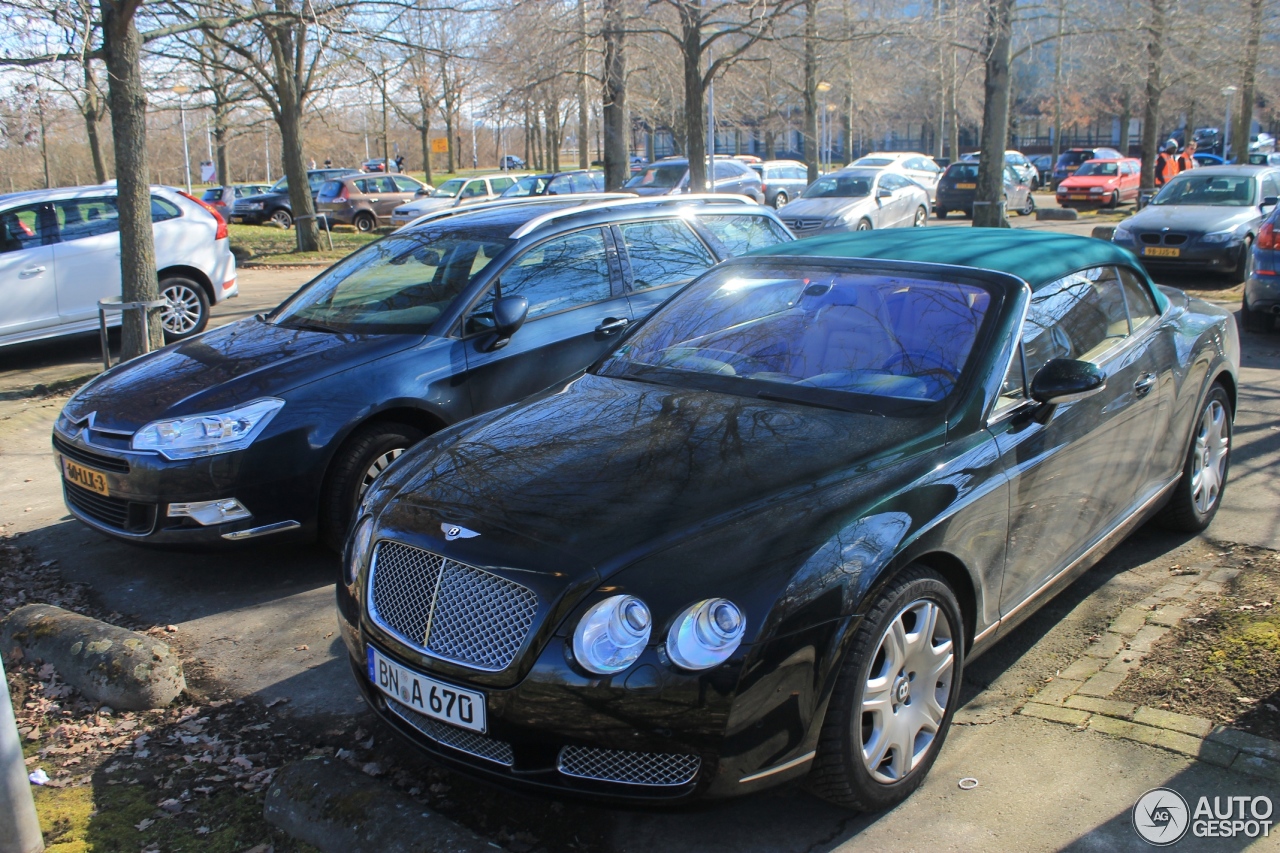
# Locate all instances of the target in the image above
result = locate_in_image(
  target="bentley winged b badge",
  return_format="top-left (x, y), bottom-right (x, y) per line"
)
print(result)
top-left (441, 523), bottom-right (480, 541)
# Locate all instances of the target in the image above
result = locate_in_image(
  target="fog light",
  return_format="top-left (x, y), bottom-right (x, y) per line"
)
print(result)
top-left (167, 498), bottom-right (252, 526)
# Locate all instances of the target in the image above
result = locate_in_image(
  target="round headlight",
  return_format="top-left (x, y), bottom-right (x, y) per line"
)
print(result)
top-left (344, 515), bottom-right (374, 586)
top-left (572, 595), bottom-right (651, 675)
top-left (666, 599), bottom-right (745, 671)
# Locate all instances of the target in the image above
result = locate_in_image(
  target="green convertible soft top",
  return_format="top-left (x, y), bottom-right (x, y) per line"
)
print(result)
top-left (752, 227), bottom-right (1168, 310)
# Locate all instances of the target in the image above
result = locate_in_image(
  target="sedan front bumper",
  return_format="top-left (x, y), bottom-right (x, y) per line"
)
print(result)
top-left (1115, 237), bottom-right (1245, 273)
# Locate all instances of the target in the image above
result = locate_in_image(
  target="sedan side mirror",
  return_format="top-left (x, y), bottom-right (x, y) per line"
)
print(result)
top-left (1030, 358), bottom-right (1107, 405)
top-left (481, 294), bottom-right (529, 352)
top-left (1262, 196), bottom-right (1278, 210)
top-left (876, 188), bottom-right (893, 199)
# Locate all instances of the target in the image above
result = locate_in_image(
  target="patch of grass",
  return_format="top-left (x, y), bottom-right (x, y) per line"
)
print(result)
top-left (229, 224), bottom-right (378, 265)
top-left (35, 785), bottom-right (94, 853)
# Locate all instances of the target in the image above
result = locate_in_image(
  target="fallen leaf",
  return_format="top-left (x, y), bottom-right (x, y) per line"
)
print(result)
top-left (265, 697), bottom-right (288, 709)
top-left (294, 645), bottom-right (309, 651)
top-left (158, 797), bottom-right (183, 814)
top-left (134, 818), bottom-right (155, 831)
top-left (196, 826), bottom-right (211, 835)
top-left (361, 762), bottom-right (384, 777)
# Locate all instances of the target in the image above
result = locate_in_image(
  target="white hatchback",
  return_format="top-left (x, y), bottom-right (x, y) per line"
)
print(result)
top-left (0, 185), bottom-right (237, 348)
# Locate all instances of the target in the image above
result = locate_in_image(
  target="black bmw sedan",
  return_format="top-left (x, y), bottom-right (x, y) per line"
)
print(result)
top-left (52, 196), bottom-right (792, 549)
top-left (338, 228), bottom-right (1238, 810)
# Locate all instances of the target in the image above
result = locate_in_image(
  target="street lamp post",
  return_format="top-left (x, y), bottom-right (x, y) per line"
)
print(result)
top-left (172, 85), bottom-right (192, 193)
top-left (1222, 85), bottom-right (1238, 162)
top-left (817, 82), bottom-right (833, 174)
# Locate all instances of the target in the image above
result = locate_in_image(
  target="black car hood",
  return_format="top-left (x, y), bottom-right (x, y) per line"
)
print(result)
top-left (64, 317), bottom-right (419, 431)
top-left (238, 191), bottom-right (289, 205)
top-left (386, 373), bottom-right (940, 577)
top-left (1126, 204), bottom-right (1258, 234)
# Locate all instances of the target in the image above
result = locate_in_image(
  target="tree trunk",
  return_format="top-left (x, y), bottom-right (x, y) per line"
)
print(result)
top-left (101, 0), bottom-right (162, 359)
top-left (1118, 89), bottom-right (1132, 156)
top-left (278, 99), bottom-right (319, 252)
top-left (602, 0), bottom-right (629, 191)
top-left (83, 62), bottom-right (107, 184)
top-left (1051, 0), bottom-right (1064, 163)
top-left (974, 0), bottom-right (1015, 228)
top-left (212, 99), bottom-right (229, 187)
top-left (1234, 0), bottom-right (1263, 163)
top-left (681, 9), bottom-right (707, 192)
top-left (578, 0), bottom-right (590, 169)
top-left (36, 92), bottom-right (51, 189)
top-left (802, 0), bottom-right (819, 182)
top-left (764, 129), bottom-right (775, 160)
top-left (1139, 0), bottom-right (1167, 190)
top-left (444, 102), bottom-right (456, 173)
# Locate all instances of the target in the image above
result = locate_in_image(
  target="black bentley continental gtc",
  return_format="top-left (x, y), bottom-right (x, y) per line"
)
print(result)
top-left (336, 229), bottom-right (1239, 811)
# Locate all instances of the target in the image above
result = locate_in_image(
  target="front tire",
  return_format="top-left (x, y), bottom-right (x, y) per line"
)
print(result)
top-left (320, 422), bottom-right (426, 551)
top-left (1157, 385), bottom-right (1232, 533)
top-left (159, 276), bottom-right (210, 342)
top-left (270, 208), bottom-right (293, 229)
top-left (913, 206), bottom-right (928, 227)
top-left (773, 191), bottom-right (789, 209)
top-left (1229, 239), bottom-right (1254, 284)
top-left (856, 219), bottom-right (873, 232)
top-left (808, 566), bottom-right (964, 812)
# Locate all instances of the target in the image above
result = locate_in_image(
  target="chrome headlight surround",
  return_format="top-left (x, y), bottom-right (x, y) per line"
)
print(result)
top-left (132, 398), bottom-right (284, 460)
top-left (1201, 229), bottom-right (1238, 244)
top-left (666, 598), bottom-right (746, 671)
top-left (1113, 224), bottom-right (1134, 242)
top-left (344, 515), bottom-right (375, 587)
top-left (572, 595), bottom-right (652, 675)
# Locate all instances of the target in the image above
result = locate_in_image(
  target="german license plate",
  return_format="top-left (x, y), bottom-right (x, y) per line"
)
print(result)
top-left (1069, 194), bottom-right (1089, 200)
top-left (368, 647), bottom-right (486, 732)
top-left (61, 457), bottom-right (109, 497)
top-left (956, 182), bottom-right (976, 190)
top-left (1144, 246), bottom-right (1181, 258)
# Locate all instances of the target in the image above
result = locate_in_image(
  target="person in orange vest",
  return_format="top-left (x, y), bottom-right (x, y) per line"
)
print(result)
top-left (1155, 139), bottom-right (1180, 187)
top-left (1176, 139), bottom-right (1198, 172)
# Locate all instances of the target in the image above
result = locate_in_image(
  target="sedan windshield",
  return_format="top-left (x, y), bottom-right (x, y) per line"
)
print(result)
top-left (596, 264), bottom-right (992, 412)
top-left (1075, 162), bottom-right (1119, 177)
top-left (433, 178), bottom-right (466, 198)
top-left (1152, 174), bottom-right (1255, 206)
top-left (801, 175), bottom-right (872, 199)
top-left (626, 164), bottom-right (687, 189)
top-left (271, 228), bottom-right (511, 334)
top-left (269, 178), bottom-right (288, 193)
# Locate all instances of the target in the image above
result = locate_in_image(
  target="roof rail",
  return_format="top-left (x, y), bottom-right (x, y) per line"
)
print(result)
top-left (393, 193), bottom-right (636, 232)
top-left (509, 193), bottom-right (757, 239)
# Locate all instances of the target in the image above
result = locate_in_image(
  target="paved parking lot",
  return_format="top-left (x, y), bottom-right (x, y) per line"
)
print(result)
top-left (3, 213), bottom-right (1279, 850)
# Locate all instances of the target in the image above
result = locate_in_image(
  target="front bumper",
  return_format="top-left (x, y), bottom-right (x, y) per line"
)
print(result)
top-left (52, 428), bottom-right (318, 546)
top-left (1116, 238), bottom-right (1244, 272)
top-left (231, 209), bottom-right (269, 225)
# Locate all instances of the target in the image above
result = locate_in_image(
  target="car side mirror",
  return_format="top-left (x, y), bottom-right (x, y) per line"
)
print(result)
top-left (481, 294), bottom-right (529, 351)
top-left (1030, 357), bottom-right (1106, 405)
top-left (877, 188), bottom-right (892, 199)
top-left (1262, 196), bottom-right (1278, 210)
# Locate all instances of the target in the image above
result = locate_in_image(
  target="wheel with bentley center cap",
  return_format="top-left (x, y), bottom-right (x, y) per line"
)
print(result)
top-left (808, 566), bottom-right (964, 811)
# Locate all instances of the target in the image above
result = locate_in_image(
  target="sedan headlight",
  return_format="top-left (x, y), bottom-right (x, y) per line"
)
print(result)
top-left (132, 398), bottom-right (284, 460)
top-left (666, 598), bottom-right (745, 671)
top-left (1201, 229), bottom-right (1237, 243)
top-left (243, 202), bottom-right (264, 210)
top-left (572, 595), bottom-right (651, 675)
top-left (1089, 187), bottom-right (1105, 194)
top-left (344, 515), bottom-right (374, 586)
top-left (1113, 224), bottom-right (1133, 241)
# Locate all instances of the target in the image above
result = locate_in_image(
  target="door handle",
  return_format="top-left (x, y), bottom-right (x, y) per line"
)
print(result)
top-left (369, 198), bottom-right (380, 202)
top-left (18, 266), bottom-right (46, 278)
top-left (1133, 373), bottom-right (1157, 397)
top-left (595, 317), bottom-right (629, 334)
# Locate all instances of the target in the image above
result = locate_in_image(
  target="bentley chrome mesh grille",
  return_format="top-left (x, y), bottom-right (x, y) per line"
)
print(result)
top-left (387, 698), bottom-right (515, 766)
top-left (369, 540), bottom-right (537, 671)
top-left (557, 746), bottom-right (701, 787)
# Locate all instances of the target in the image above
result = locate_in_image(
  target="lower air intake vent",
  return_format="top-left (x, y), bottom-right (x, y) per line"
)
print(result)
top-left (387, 698), bottom-right (514, 766)
top-left (557, 745), bottom-right (700, 787)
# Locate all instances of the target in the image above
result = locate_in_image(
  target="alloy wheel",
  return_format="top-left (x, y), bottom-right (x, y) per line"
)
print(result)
top-left (913, 207), bottom-right (927, 227)
top-left (1190, 399), bottom-right (1229, 515)
top-left (160, 282), bottom-right (203, 335)
top-left (774, 192), bottom-right (788, 209)
top-left (359, 447), bottom-right (404, 500)
top-left (857, 219), bottom-right (873, 231)
top-left (271, 210), bottom-right (292, 228)
top-left (858, 598), bottom-right (954, 784)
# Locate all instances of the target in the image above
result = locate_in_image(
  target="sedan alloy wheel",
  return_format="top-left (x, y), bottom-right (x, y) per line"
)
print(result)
top-left (159, 277), bottom-right (210, 341)
top-left (1190, 398), bottom-right (1229, 516)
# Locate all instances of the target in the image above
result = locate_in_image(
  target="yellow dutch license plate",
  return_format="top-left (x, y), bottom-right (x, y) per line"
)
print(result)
top-left (62, 457), bottom-right (109, 497)
top-left (956, 182), bottom-right (976, 190)
top-left (1069, 194), bottom-right (1089, 200)
top-left (1144, 247), bottom-right (1181, 258)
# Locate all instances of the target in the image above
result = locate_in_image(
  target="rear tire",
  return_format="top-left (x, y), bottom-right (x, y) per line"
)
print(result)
top-left (159, 276), bottom-right (210, 343)
top-left (935, 208), bottom-right (948, 219)
top-left (856, 219), bottom-right (873, 231)
top-left (320, 422), bottom-right (426, 552)
top-left (773, 191), bottom-right (789, 209)
top-left (1242, 295), bottom-right (1273, 333)
top-left (353, 211), bottom-right (377, 233)
top-left (1020, 193), bottom-right (1036, 216)
top-left (1156, 385), bottom-right (1232, 533)
top-left (913, 206), bottom-right (928, 227)
top-left (808, 566), bottom-right (964, 812)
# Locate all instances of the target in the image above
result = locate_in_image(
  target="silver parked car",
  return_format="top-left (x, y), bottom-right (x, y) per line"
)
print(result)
top-left (749, 159), bottom-right (810, 208)
top-left (849, 152), bottom-right (942, 204)
top-left (777, 168), bottom-right (930, 235)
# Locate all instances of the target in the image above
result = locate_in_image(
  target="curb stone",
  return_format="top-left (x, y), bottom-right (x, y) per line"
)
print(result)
top-left (1018, 565), bottom-right (1280, 783)
top-left (265, 758), bottom-right (495, 853)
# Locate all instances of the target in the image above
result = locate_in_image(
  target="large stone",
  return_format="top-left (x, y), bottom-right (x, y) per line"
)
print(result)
top-left (1036, 208), bottom-right (1078, 221)
top-left (0, 604), bottom-right (184, 711)
top-left (265, 758), bottom-right (493, 853)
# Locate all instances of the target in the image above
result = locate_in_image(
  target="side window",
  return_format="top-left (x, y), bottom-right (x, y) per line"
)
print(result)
top-left (879, 174), bottom-right (907, 192)
top-left (571, 173), bottom-right (597, 193)
top-left (352, 179), bottom-right (371, 194)
top-left (546, 174), bottom-right (575, 195)
top-left (490, 177), bottom-right (515, 193)
top-left (698, 214), bottom-right (789, 257)
top-left (460, 180), bottom-right (486, 199)
top-left (0, 202), bottom-right (58, 253)
top-left (618, 219), bottom-right (715, 291)
top-left (151, 197), bottom-right (181, 222)
top-left (1263, 176), bottom-right (1280, 201)
top-left (393, 176), bottom-right (420, 193)
top-left (1118, 267), bottom-right (1160, 330)
top-left (468, 228), bottom-right (612, 330)
top-left (374, 177), bottom-right (398, 194)
top-left (714, 161), bottom-right (738, 180)
top-left (1023, 268), bottom-right (1130, 378)
top-left (55, 197), bottom-right (121, 241)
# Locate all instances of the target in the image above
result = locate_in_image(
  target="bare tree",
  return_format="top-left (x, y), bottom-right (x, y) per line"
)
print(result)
top-left (973, 0), bottom-right (1015, 227)
top-left (602, 0), bottom-right (630, 189)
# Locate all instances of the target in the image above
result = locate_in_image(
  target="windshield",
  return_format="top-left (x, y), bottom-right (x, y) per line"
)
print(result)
top-left (1075, 162), bottom-right (1119, 177)
top-left (625, 163), bottom-right (687, 189)
top-left (434, 178), bottom-right (466, 198)
top-left (269, 178), bottom-right (287, 193)
top-left (801, 174), bottom-right (872, 199)
top-left (1152, 174), bottom-right (1255, 206)
top-left (595, 265), bottom-right (992, 411)
top-left (501, 175), bottom-right (551, 197)
top-left (271, 228), bottom-right (512, 334)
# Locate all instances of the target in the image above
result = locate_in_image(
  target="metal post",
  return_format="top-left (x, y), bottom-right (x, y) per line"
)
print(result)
top-left (1223, 86), bottom-right (1237, 162)
top-left (1, 655), bottom-right (44, 853)
top-left (179, 102), bottom-right (192, 194)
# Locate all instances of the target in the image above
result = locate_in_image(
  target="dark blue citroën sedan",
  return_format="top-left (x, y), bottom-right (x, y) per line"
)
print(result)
top-left (51, 196), bottom-right (792, 549)
top-left (338, 229), bottom-right (1237, 811)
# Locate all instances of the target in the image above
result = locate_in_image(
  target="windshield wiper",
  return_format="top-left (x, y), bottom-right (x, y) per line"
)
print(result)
top-left (277, 319), bottom-right (344, 334)
top-left (756, 389), bottom-right (884, 416)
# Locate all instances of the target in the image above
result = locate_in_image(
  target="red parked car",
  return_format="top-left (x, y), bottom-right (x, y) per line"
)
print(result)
top-left (1055, 158), bottom-right (1142, 208)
